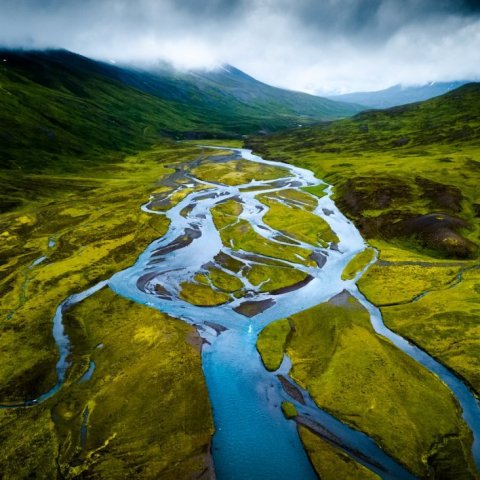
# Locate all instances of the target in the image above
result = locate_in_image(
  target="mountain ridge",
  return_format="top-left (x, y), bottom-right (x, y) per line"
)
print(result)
top-left (0, 48), bottom-right (362, 172)
top-left (325, 81), bottom-right (471, 108)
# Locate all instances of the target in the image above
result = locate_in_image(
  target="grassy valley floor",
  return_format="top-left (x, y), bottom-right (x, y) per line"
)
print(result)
top-left (248, 84), bottom-right (480, 399)
top-left (0, 141), bottom-right (216, 478)
top-left (257, 294), bottom-right (477, 478)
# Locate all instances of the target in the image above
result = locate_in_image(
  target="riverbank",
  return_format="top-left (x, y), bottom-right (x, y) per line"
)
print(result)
top-left (0, 141), bottom-right (215, 477)
top-left (110, 145), bottom-right (478, 478)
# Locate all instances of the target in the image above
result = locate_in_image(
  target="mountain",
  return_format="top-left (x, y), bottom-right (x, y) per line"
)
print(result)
top-left (116, 62), bottom-right (362, 121)
top-left (325, 81), bottom-right (470, 109)
top-left (0, 49), bottom-right (362, 172)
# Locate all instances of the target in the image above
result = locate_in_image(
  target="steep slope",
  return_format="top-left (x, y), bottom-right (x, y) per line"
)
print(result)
top-left (326, 81), bottom-right (469, 108)
top-left (0, 49), bottom-right (361, 173)
top-left (118, 62), bottom-right (361, 120)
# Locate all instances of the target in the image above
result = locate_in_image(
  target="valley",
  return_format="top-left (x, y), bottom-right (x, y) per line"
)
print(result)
top-left (1, 137), bottom-right (479, 478)
top-left (0, 48), bottom-right (479, 480)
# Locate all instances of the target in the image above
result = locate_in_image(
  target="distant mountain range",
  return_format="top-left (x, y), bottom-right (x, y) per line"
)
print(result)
top-left (0, 49), bottom-right (362, 172)
top-left (325, 81), bottom-right (471, 109)
top-left (262, 82), bottom-right (480, 156)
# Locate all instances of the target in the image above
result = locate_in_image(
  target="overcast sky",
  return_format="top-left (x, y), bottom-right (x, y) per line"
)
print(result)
top-left (1, 0), bottom-right (480, 94)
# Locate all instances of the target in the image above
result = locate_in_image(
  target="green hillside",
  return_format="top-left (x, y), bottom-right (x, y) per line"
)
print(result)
top-left (248, 83), bottom-right (480, 259)
top-left (116, 63), bottom-right (361, 120)
top-left (0, 49), bottom-right (361, 173)
top-left (248, 83), bottom-right (480, 413)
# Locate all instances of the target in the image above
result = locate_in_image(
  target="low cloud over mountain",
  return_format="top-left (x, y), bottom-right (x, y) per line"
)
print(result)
top-left (1, 0), bottom-right (480, 93)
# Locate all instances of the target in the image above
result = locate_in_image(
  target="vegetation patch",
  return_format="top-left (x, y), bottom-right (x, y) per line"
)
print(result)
top-left (247, 85), bottom-right (480, 261)
top-left (301, 185), bottom-right (328, 199)
top-left (281, 401), bottom-right (297, 419)
top-left (179, 281), bottom-right (231, 306)
top-left (274, 188), bottom-right (319, 210)
top-left (0, 289), bottom-right (214, 479)
top-left (213, 213), bottom-right (315, 266)
top-left (191, 159), bottom-right (289, 186)
top-left (256, 294), bottom-right (476, 478)
top-left (299, 426), bottom-right (380, 480)
top-left (341, 247), bottom-right (376, 280)
top-left (207, 267), bottom-right (244, 292)
top-left (258, 194), bottom-right (338, 247)
top-left (380, 266), bottom-right (480, 395)
top-left (248, 85), bottom-right (480, 425)
top-left (257, 319), bottom-right (291, 371)
top-left (358, 256), bottom-right (463, 305)
top-left (0, 142), bottom-right (204, 402)
top-left (246, 264), bottom-right (309, 293)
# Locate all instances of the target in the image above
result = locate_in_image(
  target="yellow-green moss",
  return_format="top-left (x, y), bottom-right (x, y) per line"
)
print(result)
top-left (207, 267), bottom-right (243, 292)
top-left (265, 296), bottom-right (476, 478)
top-left (0, 289), bottom-right (214, 478)
top-left (301, 185), bottom-right (328, 199)
top-left (191, 159), bottom-right (288, 186)
top-left (257, 319), bottom-right (291, 371)
top-left (179, 282), bottom-right (230, 306)
top-left (0, 142), bottom-right (205, 401)
top-left (247, 264), bottom-right (308, 293)
top-left (183, 139), bottom-right (244, 148)
top-left (274, 189), bottom-right (319, 210)
top-left (358, 253), bottom-right (463, 305)
top-left (281, 402), bottom-right (297, 419)
top-left (214, 216), bottom-right (315, 266)
top-left (259, 195), bottom-right (338, 246)
top-left (341, 247), bottom-right (376, 280)
top-left (299, 427), bottom-right (380, 480)
top-left (381, 266), bottom-right (480, 395)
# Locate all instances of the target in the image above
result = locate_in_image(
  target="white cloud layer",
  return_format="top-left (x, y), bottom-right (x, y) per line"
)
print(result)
top-left (1, 0), bottom-right (479, 93)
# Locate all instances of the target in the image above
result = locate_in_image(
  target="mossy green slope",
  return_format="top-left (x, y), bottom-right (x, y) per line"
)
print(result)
top-left (247, 83), bottom-right (480, 260)
top-left (257, 295), bottom-right (477, 478)
top-left (299, 426), bottom-right (380, 480)
top-left (0, 289), bottom-right (213, 479)
top-left (0, 52), bottom-right (196, 174)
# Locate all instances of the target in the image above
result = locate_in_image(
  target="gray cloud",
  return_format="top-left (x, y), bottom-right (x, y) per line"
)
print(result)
top-left (1, 0), bottom-right (479, 93)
